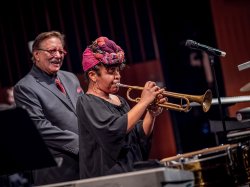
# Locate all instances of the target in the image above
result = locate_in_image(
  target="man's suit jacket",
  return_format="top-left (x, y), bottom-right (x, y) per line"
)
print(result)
top-left (14, 65), bottom-right (84, 185)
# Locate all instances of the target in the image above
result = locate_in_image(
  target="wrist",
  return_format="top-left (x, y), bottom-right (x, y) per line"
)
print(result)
top-left (147, 108), bottom-right (162, 117)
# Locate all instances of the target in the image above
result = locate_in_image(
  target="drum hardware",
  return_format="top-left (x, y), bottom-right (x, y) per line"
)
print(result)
top-left (161, 143), bottom-right (250, 186)
top-left (228, 142), bottom-right (250, 186)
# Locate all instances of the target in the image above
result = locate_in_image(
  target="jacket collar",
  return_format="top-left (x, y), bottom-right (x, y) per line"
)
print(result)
top-left (30, 65), bottom-right (76, 114)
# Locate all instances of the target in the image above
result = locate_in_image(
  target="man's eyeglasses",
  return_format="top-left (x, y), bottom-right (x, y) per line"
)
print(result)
top-left (37, 48), bottom-right (67, 56)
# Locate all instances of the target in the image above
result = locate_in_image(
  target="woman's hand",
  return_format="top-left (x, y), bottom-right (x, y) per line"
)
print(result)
top-left (140, 81), bottom-right (164, 106)
top-left (147, 93), bottom-right (167, 117)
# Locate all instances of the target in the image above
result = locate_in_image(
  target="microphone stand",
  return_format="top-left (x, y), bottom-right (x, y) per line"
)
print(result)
top-left (209, 54), bottom-right (227, 144)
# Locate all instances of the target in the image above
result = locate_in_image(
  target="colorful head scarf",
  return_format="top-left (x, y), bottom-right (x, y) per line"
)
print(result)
top-left (82, 36), bottom-right (125, 71)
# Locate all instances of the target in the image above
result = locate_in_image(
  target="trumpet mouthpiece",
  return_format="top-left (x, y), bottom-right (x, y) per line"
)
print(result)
top-left (116, 83), bottom-right (128, 88)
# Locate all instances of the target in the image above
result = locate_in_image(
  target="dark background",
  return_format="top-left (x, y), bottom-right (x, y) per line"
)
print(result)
top-left (0, 0), bottom-right (228, 155)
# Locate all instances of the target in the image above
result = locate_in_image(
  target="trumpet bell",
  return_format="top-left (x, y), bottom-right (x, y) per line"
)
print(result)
top-left (202, 89), bottom-right (213, 112)
top-left (181, 89), bottom-right (213, 112)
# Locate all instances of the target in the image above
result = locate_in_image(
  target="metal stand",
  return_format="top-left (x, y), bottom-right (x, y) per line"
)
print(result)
top-left (238, 61), bottom-right (250, 71)
top-left (209, 55), bottom-right (227, 144)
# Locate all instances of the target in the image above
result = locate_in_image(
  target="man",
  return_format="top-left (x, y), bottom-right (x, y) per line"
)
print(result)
top-left (14, 31), bottom-right (83, 185)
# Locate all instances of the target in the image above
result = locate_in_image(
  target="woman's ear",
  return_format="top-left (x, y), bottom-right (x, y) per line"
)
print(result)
top-left (88, 71), bottom-right (97, 82)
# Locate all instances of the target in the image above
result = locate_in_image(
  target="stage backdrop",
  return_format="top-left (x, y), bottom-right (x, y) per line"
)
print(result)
top-left (210, 0), bottom-right (250, 117)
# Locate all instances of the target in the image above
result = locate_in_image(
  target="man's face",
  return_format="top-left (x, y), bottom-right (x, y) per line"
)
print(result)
top-left (33, 37), bottom-right (66, 75)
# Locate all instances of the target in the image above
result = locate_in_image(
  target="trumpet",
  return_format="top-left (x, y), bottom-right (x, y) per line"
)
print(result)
top-left (116, 83), bottom-right (212, 112)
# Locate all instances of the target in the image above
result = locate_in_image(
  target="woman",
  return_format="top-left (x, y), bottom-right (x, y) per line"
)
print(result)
top-left (77, 36), bottom-right (166, 179)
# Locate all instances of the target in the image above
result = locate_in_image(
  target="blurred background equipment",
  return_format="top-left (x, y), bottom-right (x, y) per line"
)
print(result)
top-left (0, 107), bottom-right (57, 176)
top-left (0, 87), bottom-right (15, 110)
top-left (236, 107), bottom-right (250, 123)
top-left (238, 61), bottom-right (250, 71)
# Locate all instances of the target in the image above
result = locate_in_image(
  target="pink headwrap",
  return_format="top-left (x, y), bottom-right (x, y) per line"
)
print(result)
top-left (82, 36), bottom-right (125, 71)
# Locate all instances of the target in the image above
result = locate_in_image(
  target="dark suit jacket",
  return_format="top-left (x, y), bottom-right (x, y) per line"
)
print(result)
top-left (14, 65), bottom-right (84, 185)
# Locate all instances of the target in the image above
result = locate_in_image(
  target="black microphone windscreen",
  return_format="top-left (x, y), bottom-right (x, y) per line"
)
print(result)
top-left (184, 39), bottom-right (226, 57)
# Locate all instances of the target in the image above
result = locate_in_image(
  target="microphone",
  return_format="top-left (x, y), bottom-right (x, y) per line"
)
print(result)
top-left (185, 39), bottom-right (226, 57)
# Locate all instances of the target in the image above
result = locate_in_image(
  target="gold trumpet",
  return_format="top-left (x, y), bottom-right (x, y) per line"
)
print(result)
top-left (117, 83), bottom-right (212, 112)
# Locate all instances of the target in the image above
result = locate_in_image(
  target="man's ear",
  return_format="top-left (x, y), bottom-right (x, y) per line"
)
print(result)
top-left (88, 71), bottom-right (97, 82)
top-left (33, 51), bottom-right (40, 61)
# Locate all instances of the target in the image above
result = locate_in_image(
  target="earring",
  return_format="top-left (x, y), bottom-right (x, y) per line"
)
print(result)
top-left (93, 81), bottom-right (99, 94)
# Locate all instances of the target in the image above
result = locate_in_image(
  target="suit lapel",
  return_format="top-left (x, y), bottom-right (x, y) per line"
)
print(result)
top-left (58, 73), bottom-right (76, 107)
top-left (31, 66), bottom-right (76, 114)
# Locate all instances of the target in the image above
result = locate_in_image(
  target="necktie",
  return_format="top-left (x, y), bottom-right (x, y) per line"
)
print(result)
top-left (55, 78), bottom-right (66, 95)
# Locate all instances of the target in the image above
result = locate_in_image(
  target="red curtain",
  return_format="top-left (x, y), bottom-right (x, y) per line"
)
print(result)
top-left (210, 0), bottom-right (250, 117)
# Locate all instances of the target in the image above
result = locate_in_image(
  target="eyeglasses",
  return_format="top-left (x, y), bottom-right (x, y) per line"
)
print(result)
top-left (37, 48), bottom-right (67, 56)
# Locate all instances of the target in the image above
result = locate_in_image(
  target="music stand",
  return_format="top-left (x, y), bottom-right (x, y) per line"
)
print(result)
top-left (0, 107), bottom-right (57, 176)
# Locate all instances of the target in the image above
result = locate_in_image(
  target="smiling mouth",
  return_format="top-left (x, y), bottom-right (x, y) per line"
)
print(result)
top-left (50, 61), bottom-right (61, 65)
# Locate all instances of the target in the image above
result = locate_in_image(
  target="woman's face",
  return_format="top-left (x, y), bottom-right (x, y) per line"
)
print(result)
top-left (95, 65), bottom-right (121, 94)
